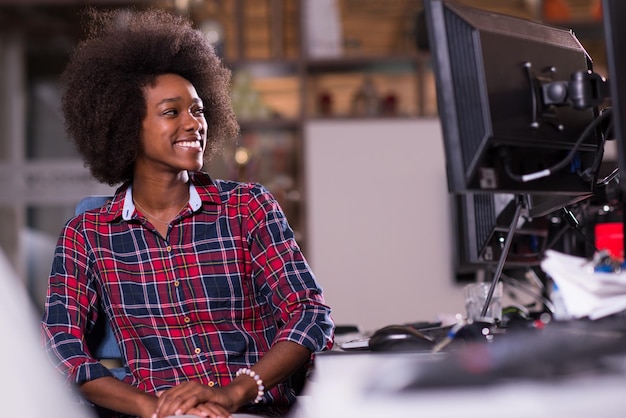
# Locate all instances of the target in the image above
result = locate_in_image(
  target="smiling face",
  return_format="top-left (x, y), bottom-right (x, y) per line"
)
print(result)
top-left (135, 73), bottom-right (208, 179)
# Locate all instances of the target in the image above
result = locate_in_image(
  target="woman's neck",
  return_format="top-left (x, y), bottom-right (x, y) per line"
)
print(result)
top-left (131, 170), bottom-right (190, 210)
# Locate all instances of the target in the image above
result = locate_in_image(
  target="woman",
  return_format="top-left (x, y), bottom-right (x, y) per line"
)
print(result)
top-left (41, 7), bottom-right (334, 418)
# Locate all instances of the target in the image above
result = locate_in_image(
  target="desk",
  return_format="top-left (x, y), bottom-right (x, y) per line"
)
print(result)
top-left (291, 324), bottom-right (626, 418)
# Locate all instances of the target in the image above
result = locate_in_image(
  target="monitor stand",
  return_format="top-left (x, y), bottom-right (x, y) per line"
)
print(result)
top-left (480, 194), bottom-right (527, 317)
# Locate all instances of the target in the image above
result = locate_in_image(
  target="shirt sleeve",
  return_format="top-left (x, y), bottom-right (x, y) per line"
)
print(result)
top-left (40, 217), bottom-right (114, 385)
top-left (245, 184), bottom-right (334, 352)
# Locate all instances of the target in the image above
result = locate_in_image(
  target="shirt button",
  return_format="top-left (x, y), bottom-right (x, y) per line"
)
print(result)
top-left (166, 245), bottom-right (172, 252)
top-left (208, 381), bottom-right (215, 387)
top-left (184, 317), bottom-right (191, 323)
top-left (174, 281), bottom-right (180, 287)
top-left (194, 348), bottom-right (201, 354)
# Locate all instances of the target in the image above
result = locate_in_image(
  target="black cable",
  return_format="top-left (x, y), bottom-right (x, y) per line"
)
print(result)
top-left (561, 206), bottom-right (599, 253)
top-left (503, 108), bottom-right (613, 183)
top-left (580, 110), bottom-right (614, 183)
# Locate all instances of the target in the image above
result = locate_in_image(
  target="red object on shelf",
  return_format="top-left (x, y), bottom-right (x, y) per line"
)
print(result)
top-left (590, 0), bottom-right (603, 21)
top-left (595, 222), bottom-right (624, 260)
top-left (543, 0), bottom-right (572, 22)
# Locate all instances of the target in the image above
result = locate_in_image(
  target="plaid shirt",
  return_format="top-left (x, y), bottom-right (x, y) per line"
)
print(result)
top-left (41, 172), bottom-right (333, 413)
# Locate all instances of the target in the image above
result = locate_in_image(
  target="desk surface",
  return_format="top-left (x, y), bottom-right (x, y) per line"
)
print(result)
top-left (292, 351), bottom-right (626, 418)
top-left (292, 320), bottom-right (626, 418)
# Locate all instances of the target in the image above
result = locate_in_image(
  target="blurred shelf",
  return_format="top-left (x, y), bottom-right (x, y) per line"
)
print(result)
top-left (238, 118), bottom-right (302, 131)
top-left (307, 115), bottom-right (422, 122)
top-left (224, 58), bottom-right (300, 72)
top-left (304, 54), bottom-right (423, 72)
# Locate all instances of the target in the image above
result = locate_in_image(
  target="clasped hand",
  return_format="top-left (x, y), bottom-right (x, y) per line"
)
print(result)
top-left (151, 381), bottom-right (240, 418)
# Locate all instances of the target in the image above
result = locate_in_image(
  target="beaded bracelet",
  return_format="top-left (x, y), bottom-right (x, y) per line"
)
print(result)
top-left (235, 368), bottom-right (265, 404)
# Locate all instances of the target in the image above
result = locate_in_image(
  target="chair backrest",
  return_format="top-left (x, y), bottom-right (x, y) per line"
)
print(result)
top-left (75, 195), bottom-right (125, 379)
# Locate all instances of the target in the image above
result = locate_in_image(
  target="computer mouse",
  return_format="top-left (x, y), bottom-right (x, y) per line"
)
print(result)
top-left (368, 324), bottom-right (435, 352)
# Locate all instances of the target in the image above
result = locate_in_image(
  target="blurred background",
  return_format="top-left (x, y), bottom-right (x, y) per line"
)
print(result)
top-left (0, 0), bottom-right (612, 330)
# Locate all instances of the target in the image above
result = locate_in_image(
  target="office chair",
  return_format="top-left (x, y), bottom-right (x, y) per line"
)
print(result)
top-left (74, 195), bottom-right (126, 380)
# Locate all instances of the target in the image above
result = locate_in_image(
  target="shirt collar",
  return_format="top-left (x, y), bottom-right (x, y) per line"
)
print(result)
top-left (118, 172), bottom-right (217, 222)
top-left (122, 186), bottom-right (134, 221)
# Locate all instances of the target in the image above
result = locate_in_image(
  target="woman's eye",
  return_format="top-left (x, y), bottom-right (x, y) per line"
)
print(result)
top-left (193, 108), bottom-right (206, 117)
top-left (163, 109), bottom-right (178, 116)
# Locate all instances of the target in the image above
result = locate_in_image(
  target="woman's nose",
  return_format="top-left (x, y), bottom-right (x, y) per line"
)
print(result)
top-left (183, 110), bottom-right (203, 131)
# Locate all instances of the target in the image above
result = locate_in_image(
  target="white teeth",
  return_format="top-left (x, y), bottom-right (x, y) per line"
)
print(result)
top-left (176, 140), bottom-right (200, 148)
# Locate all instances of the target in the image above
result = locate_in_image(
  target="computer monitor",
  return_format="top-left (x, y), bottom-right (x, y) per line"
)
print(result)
top-left (424, 0), bottom-right (612, 316)
top-left (424, 0), bottom-right (606, 198)
top-left (455, 193), bottom-right (548, 272)
top-left (453, 189), bottom-right (597, 278)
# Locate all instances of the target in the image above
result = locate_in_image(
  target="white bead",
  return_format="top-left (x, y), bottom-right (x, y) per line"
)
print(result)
top-left (235, 368), bottom-right (264, 404)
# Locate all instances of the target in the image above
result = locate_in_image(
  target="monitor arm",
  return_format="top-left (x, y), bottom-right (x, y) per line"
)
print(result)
top-left (525, 62), bottom-right (610, 131)
top-left (542, 70), bottom-right (610, 110)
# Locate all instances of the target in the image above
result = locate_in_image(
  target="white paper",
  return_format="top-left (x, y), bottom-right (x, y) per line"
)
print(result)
top-left (541, 250), bottom-right (626, 320)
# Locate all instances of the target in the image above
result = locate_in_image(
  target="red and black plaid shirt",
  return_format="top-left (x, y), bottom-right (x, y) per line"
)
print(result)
top-left (42, 171), bottom-right (333, 412)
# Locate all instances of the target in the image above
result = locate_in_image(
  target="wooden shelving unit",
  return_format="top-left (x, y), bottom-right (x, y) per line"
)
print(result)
top-left (0, 0), bottom-right (608, 276)
top-left (183, 0), bottom-right (431, 249)
top-left (180, 0), bottom-right (608, 250)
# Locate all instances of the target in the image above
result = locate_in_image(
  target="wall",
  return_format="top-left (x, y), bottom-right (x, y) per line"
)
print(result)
top-left (305, 118), bottom-right (465, 332)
